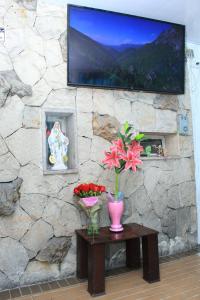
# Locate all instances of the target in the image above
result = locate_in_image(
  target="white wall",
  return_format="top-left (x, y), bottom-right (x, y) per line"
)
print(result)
top-left (0, 0), bottom-right (197, 290)
top-left (187, 42), bottom-right (200, 243)
top-left (48, 0), bottom-right (199, 44)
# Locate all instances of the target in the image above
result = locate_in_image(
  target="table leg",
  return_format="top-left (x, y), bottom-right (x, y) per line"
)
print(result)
top-left (126, 237), bottom-right (141, 269)
top-left (76, 235), bottom-right (88, 279)
top-left (142, 234), bottom-right (160, 283)
top-left (88, 243), bottom-right (105, 296)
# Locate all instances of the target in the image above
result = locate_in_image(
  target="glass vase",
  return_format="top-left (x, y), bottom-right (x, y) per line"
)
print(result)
top-left (87, 210), bottom-right (99, 236)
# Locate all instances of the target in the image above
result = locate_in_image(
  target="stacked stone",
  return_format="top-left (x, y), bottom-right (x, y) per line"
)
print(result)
top-left (0, 0), bottom-right (197, 290)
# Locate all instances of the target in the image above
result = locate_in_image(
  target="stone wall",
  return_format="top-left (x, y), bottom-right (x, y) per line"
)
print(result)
top-left (0, 0), bottom-right (197, 290)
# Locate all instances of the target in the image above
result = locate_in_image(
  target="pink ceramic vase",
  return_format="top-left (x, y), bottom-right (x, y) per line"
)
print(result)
top-left (107, 194), bottom-right (124, 232)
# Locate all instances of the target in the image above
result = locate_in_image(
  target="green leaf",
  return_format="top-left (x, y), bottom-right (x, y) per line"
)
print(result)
top-left (115, 160), bottom-right (125, 174)
top-left (115, 168), bottom-right (121, 174)
top-left (135, 133), bottom-right (145, 141)
top-left (125, 138), bottom-right (131, 145)
top-left (117, 131), bottom-right (123, 140)
top-left (123, 121), bottom-right (129, 132)
top-left (125, 126), bottom-right (132, 134)
top-left (140, 136), bottom-right (148, 141)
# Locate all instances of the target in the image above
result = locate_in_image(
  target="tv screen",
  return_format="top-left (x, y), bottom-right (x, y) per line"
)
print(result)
top-left (67, 5), bottom-right (185, 94)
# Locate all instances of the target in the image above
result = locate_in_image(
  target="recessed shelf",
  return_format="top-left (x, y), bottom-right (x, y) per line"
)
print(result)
top-left (141, 132), bottom-right (181, 159)
top-left (42, 108), bottom-right (79, 175)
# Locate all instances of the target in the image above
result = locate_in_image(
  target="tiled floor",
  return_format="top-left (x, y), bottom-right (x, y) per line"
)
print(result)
top-left (3, 252), bottom-right (200, 300)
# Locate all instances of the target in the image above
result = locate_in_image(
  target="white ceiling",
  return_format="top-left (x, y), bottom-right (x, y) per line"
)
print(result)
top-left (60, 0), bottom-right (200, 44)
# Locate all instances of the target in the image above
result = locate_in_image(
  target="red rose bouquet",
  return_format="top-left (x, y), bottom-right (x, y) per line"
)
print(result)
top-left (74, 183), bottom-right (106, 198)
top-left (74, 183), bottom-right (106, 235)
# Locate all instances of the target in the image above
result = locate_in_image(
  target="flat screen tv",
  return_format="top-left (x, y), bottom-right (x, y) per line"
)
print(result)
top-left (67, 5), bottom-right (185, 94)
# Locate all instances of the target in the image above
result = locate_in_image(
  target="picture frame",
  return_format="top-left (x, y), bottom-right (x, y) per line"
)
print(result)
top-left (67, 4), bottom-right (185, 94)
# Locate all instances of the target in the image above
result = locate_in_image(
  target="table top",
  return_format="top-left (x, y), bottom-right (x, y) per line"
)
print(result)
top-left (76, 223), bottom-right (158, 245)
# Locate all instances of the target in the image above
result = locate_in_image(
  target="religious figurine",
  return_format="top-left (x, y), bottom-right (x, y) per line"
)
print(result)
top-left (48, 121), bottom-right (69, 170)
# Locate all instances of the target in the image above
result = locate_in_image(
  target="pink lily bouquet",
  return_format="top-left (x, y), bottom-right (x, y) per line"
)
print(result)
top-left (102, 121), bottom-right (144, 201)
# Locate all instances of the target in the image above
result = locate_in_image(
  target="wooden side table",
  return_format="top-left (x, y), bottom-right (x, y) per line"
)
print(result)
top-left (76, 223), bottom-right (160, 296)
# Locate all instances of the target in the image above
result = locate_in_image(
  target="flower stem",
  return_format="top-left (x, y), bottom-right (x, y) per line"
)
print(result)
top-left (115, 172), bottom-right (119, 201)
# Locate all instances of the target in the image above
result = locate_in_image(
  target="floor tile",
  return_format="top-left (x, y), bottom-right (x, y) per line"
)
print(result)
top-left (6, 253), bottom-right (200, 300)
top-left (10, 288), bottom-right (21, 298)
top-left (0, 290), bottom-right (10, 300)
top-left (57, 280), bottom-right (69, 288)
top-left (39, 284), bottom-right (51, 292)
top-left (29, 285), bottom-right (42, 295)
top-left (48, 282), bottom-right (60, 290)
top-left (20, 287), bottom-right (32, 296)
top-left (14, 297), bottom-right (33, 300)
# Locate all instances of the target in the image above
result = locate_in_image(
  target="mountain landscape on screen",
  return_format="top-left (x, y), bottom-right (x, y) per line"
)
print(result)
top-left (68, 6), bottom-right (185, 93)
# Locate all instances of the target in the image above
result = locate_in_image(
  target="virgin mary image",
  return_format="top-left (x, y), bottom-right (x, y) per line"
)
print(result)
top-left (48, 121), bottom-right (69, 170)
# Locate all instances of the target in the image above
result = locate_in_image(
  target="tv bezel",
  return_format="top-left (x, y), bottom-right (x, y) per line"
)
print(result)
top-left (67, 4), bottom-right (185, 95)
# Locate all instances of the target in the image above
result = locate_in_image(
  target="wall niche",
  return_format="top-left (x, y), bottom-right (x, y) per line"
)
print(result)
top-left (42, 108), bottom-right (78, 174)
top-left (141, 133), bottom-right (181, 159)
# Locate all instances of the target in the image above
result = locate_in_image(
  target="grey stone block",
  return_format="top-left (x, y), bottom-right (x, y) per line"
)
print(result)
top-left (0, 177), bottom-right (22, 216)
top-left (0, 70), bottom-right (32, 106)
top-left (37, 237), bottom-right (72, 264)
top-left (92, 112), bottom-right (120, 142)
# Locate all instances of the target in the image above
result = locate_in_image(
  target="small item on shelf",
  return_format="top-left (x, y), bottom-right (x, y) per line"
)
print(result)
top-left (143, 145), bottom-right (152, 157)
top-left (141, 138), bottom-right (164, 157)
top-left (102, 121), bottom-right (144, 232)
top-left (157, 145), bottom-right (164, 156)
top-left (74, 183), bottom-right (106, 236)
